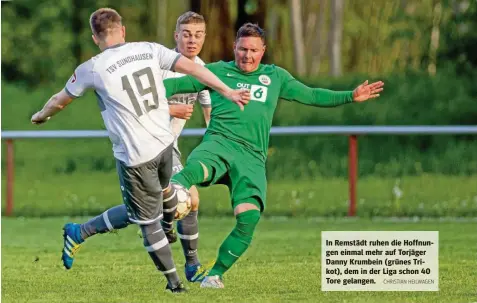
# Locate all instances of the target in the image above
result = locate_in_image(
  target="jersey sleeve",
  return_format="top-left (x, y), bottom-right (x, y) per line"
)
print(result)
top-left (163, 63), bottom-right (219, 98)
top-left (198, 90), bottom-right (211, 108)
top-left (277, 67), bottom-right (353, 107)
top-left (64, 60), bottom-right (94, 98)
top-left (153, 43), bottom-right (181, 71)
top-left (163, 75), bottom-right (207, 99)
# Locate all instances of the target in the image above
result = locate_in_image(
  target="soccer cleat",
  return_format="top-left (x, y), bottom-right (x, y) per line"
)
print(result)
top-left (61, 223), bottom-right (84, 270)
top-left (185, 262), bottom-right (209, 282)
top-left (166, 282), bottom-right (187, 293)
top-left (200, 275), bottom-right (225, 289)
top-left (164, 228), bottom-right (178, 244)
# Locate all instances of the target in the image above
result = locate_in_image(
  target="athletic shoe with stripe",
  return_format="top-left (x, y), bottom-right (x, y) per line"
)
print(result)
top-left (61, 223), bottom-right (84, 269)
top-left (185, 262), bottom-right (209, 282)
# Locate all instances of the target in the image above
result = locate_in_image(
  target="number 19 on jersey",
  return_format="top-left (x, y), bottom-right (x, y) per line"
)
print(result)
top-left (121, 67), bottom-right (159, 116)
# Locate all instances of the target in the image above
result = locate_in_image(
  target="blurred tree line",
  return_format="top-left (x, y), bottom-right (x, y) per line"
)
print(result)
top-left (2, 0), bottom-right (476, 87)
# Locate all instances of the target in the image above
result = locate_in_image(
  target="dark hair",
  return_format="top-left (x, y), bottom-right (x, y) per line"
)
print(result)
top-left (175, 11), bottom-right (206, 31)
top-left (89, 8), bottom-right (122, 39)
top-left (236, 23), bottom-right (265, 43)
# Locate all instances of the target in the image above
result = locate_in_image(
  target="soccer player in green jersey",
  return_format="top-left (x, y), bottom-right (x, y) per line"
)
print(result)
top-left (164, 23), bottom-right (384, 288)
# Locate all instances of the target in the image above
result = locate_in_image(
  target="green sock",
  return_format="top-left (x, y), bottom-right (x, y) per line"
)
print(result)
top-left (208, 210), bottom-right (261, 277)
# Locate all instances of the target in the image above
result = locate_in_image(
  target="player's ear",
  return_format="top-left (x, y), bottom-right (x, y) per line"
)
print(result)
top-left (92, 34), bottom-right (99, 46)
top-left (121, 26), bottom-right (126, 39)
top-left (174, 31), bottom-right (179, 42)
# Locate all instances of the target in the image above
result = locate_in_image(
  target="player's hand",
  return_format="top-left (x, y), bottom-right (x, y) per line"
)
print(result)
top-left (31, 111), bottom-right (50, 125)
top-left (225, 88), bottom-right (250, 111)
top-left (169, 104), bottom-right (194, 120)
top-left (352, 80), bottom-right (384, 102)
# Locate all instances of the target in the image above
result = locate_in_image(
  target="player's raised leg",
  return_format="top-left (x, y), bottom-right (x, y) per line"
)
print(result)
top-left (61, 204), bottom-right (130, 269)
top-left (170, 138), bottom-right (230, 193)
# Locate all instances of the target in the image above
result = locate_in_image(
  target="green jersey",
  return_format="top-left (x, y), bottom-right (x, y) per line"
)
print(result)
top-left (164, 61), bottom-right (353, 162)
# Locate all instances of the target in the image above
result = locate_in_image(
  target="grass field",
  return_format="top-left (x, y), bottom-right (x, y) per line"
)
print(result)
top-left (3, 173), bottom-right (477, 217)
top-left (2, 217), bottom-right (476, 303)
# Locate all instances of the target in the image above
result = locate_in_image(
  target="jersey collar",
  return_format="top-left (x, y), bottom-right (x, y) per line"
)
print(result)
top-left (229, 61), bottom-right (264, 74)
top-left (103, 43), bottom-right (127, 51)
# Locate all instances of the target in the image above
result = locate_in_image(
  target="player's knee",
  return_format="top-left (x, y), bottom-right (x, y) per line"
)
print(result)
top-left (234, 208), bottom-right (261, 243)
top-left (234, 202), bottom-right (260, 216)
top-left (198, 161), bottom-right (209, 181)
top-left (191, 196), bottom-right (199, 211)
top-left (189, 186), bottom-right (200, 211)
top-left (140, 221), bottom-right (163, 245)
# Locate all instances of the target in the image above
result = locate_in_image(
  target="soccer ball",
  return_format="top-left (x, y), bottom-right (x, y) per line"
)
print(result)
top-left (173, 184), bottom-right (192, 221)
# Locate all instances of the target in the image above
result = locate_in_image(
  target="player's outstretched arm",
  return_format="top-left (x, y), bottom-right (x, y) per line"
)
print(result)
top-left (278, 68), bottom-right (384, 107)
top-left (31, 89), bottom-right (73, 125)
top-left (32, 60), bottom-right (93, 125)
top-left (174, 57), bottom-right (250, 110)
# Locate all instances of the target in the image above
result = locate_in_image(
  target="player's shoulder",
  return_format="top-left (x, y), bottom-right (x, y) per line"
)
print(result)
top-left (204, 60), bottom-right (227, 70)
top-left (265, 64), bottom-right (294, 82)
top-left (75, 57), bottom-right (96, 74)
top-left (260, 64), bottom-right (289, 74)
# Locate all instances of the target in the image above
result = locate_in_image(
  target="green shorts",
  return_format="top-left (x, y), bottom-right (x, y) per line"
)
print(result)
top-left (186, 134), bottom-right (267, 212)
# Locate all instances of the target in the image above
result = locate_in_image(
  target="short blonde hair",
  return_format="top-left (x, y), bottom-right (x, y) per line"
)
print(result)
top-left (89, 8), bottom-right (122, 39)
top-left (175, 11), bottom-right (206, 32)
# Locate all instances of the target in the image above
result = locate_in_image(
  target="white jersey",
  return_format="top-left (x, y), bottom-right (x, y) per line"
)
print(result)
top-left (163, 55), bottom-right (211, 151)
top-left (65, 42), bottom-right (180, 166)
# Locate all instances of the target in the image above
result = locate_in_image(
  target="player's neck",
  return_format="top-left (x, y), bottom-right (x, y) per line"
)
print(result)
top-left (234, 61), bottom-right (260, 73)
top-left (100, 38), bottom-right (126, 52)
top-left (184, 55), bottom-right (196, 61)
